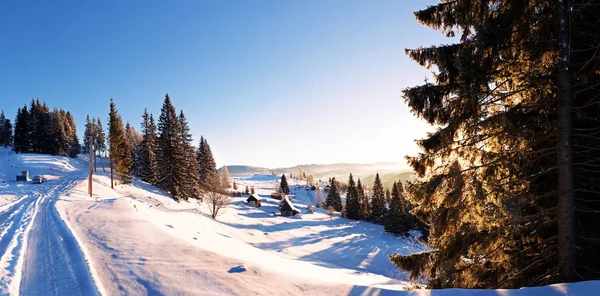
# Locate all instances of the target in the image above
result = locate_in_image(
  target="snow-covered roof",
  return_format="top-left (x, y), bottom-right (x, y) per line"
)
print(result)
top-left (279, 197), bottom-right (300, 213)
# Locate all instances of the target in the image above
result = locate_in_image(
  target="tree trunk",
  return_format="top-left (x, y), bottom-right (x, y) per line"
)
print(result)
top-left (556, 0), bottom-right (576, 282)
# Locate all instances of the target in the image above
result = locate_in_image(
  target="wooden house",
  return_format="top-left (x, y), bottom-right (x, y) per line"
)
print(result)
top-left (278, 197), bottom-right (300, 217)
top-left (246, 194), bottom-right (261, 207)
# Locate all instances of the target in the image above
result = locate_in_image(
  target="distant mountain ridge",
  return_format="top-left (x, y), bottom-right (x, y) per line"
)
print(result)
top-left (220, 162), bottom-right (414, 188)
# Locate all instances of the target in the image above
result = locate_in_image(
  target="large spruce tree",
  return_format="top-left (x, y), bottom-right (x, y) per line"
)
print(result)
top-left (344, 174), bottom-right (361, 220)
top-left (156, 94), bottom-right (186, 200)
top-left (390, 0), bottom-right (600, 289)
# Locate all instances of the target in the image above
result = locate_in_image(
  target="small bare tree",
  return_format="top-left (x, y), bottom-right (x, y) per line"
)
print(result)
top-left (203, 176), bottom-right (231, 219)
top-left (220, 164), bottom-right (231, 189)
top-left (315, 185), bottom-right (325, 208)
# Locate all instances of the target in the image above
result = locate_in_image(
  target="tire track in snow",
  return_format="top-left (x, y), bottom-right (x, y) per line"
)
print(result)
top-left (19, 171), bottom-right (101, 296)
top-left (0, 194), bottom-right (38, 295)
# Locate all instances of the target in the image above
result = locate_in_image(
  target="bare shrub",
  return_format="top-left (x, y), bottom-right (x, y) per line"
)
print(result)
top-left (203, 176), bottom-right (231, 219)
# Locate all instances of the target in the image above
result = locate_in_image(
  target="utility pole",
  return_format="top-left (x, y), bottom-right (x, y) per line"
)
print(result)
top-left (88, 134), bottom-right (93, 197)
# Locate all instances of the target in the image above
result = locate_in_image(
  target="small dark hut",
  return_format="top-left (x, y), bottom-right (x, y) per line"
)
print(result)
top-left (278, 197), bottom-right (300, 217)
top-left (16, 171), bottom-right (29, 182)
top-left (246, 194), bottom-right (261, 207)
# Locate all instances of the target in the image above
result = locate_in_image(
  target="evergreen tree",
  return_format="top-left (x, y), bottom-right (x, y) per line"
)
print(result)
top-left (384, 182), bottom-right (410, 236)
top-left (95, 118), bottom-right (106, 157)
top-left (344, 174), bottom-right (361, 220)
top-left (13, 105), bottom-right (29, 153)
top-left (156, 94), bottom-right (186, 200)
top-left (83, 115), bottom-right (92, 154)
top-left (68, 133), bottom-right (81, 158)
top-left (385, 187), bottom-right (391, 205)
top-left (280, 174), bottom-right (290, 195)
top-left (370, 173), bottom-right (387, 224)
top-left (197, 136), bottom-right (218, 189)
top-left (108, 98), bottom-right (133, 184)
top-left (125, 122), bottom-right (140, 175)
top-left (0, 110), bottom-right (12, 147)
top-left (357, 178), bottom-right (369, 220)
top-left (389, 0), bottom-right (600, 288)
top-left (325, 177), bottom-right (342, 212)
top-left (178, 110), bottom-right (200, 200)
top-left (245, 185), bottom-right (249, 195)
top-left (139, 110), bottom-right (158, 184)
top-left (250, 187), bottom-right (255, 194)
top-left (233, 181), bottom-right (237, 190)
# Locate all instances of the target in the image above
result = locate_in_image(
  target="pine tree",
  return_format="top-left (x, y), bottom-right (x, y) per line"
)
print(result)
top-left (250, 187), bottom-right (255, 194)
top-left (233, 181), bottom-right (237, 190)
top-left (125, 122), bottom-right (140, 175)
top-left (139, 109), bottom-right (158, 184)
top-left (280, 174), bottom-right (290, 195)
top-left (344, 174), bottom-right (361, 220)
top-left (109, 98), bottom-right (133, 184)
top-left (389, 0), bottom-right (600, 288)
top-left (385, 187), bottom-right (391, 205)
top-left (68, 133), bottom-right (81, 158)
top-left (325, 177), bottom-right (342, 212)
top-left (83, 115), bottom-right (92, 154)
top-left (95, 118), bottom-right (106, 157)
top-left (13, 105), bottom-right (29, 153)
top-left (178, 110), bottom-right (200, 200)
top-left (357, 178), bottom-right (369, 220)
top-left (245, 185), bottom-right (249, 195)
top-left (197, 136), bottom-right (218, 189)
top-left (384, 181), bottom-right (410, 236)
top-left (156, 94), bottom-right (186, 200)
top-left (0, 110), bottom-right (12, 147)
top-left (370, 173), bottom-right (387, 224)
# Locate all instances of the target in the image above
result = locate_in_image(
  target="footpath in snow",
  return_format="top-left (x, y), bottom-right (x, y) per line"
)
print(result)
top-left (0, 148), bottom-right (100, 295)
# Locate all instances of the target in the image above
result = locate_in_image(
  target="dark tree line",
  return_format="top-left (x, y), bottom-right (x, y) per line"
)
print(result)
top-left (390, 0), bottom-right (600, 289)
top-left (12, 99), bottom-right (79, 157)
top-left (340, 173), bottom-right (419, 237)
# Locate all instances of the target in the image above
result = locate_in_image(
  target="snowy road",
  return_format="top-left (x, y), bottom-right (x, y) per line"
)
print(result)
top-left (0, 169), bottom-right (100, 296)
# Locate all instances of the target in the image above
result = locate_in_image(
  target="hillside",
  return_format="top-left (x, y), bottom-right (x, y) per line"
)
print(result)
top-left (1, 149), bottom-right (599, 295)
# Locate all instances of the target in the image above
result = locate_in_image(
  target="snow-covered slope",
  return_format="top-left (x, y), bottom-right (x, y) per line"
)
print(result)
top-left (0, 147), bottom-right (100, 295)
top-left (1, 150), bottom-right (598, 295)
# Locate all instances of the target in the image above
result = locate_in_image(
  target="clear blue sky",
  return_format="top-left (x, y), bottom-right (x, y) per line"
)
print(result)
top-left (0, 0), bottom-right (446, 168)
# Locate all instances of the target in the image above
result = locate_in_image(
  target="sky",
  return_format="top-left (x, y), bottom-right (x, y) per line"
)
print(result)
top-left (0, 0), bottom-right (448, 168)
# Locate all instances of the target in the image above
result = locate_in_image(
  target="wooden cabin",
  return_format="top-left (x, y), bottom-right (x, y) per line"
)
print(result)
top-left (278, 197), bottom-right (300, 217)
top-left (246, 194), bottom-right (261, 207)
